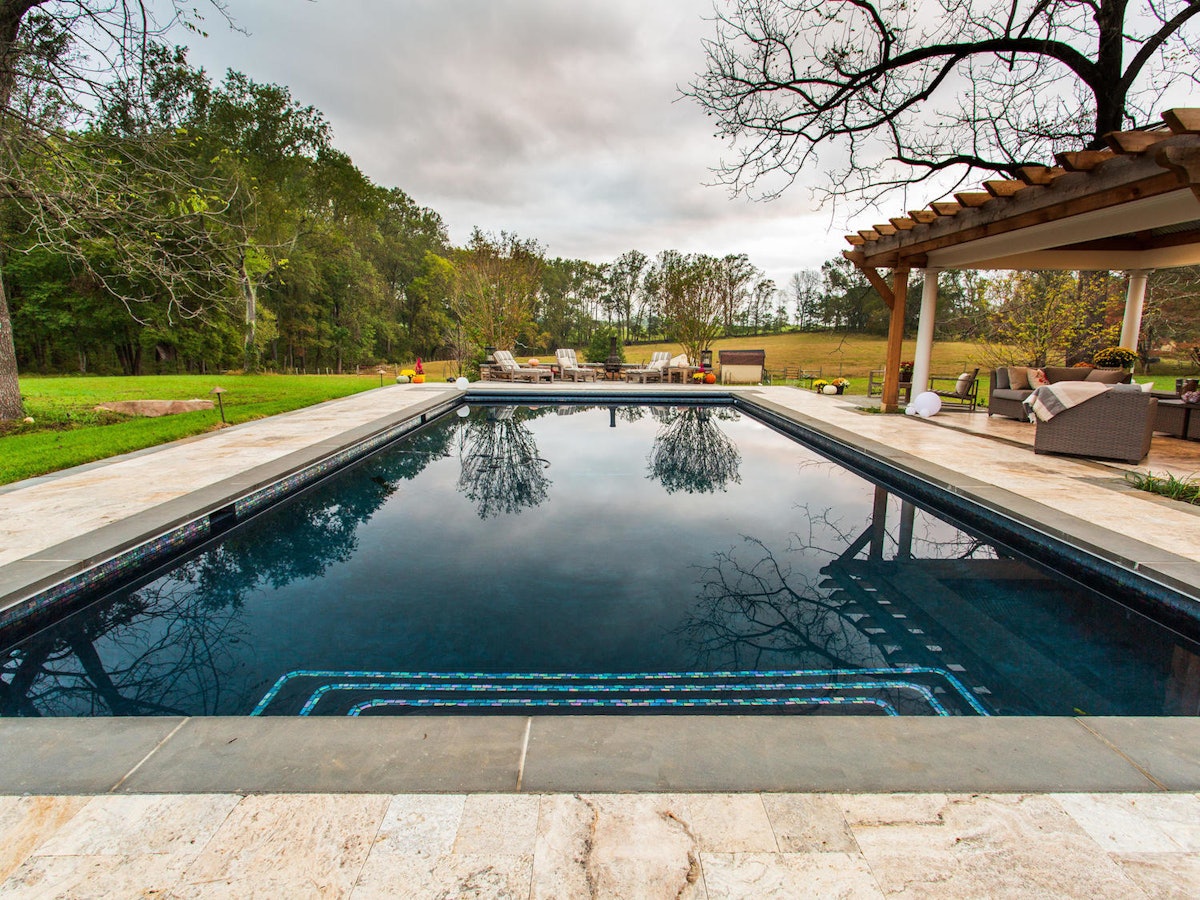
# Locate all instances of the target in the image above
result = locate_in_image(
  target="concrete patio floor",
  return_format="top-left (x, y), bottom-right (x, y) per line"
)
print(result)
top-left (2, 382), bottom-right (1199, 897)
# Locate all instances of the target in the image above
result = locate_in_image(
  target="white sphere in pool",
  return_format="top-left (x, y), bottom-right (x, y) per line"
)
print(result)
top-left (456, 405), bottom-right (471, 418)
top-left (912, 391), bottom-right (942, 417)
top-left (455, 377), bottom-right (469, 389)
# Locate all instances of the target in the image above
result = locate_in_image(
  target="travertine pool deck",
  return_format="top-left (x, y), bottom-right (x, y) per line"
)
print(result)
top-left (2, 382), bottom-right (1199, 897)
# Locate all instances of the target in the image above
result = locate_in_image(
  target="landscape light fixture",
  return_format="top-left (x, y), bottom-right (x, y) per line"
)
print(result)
top-left (209, 386), bottom-right (227, 423)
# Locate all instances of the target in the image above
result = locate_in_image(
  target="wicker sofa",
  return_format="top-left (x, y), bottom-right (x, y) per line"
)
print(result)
top-left (1033, 388), bottom-right (1158, 464)
top-left (988, 366), bottom-right (1129, 419)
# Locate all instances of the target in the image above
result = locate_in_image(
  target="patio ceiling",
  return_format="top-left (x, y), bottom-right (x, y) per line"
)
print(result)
top-left (843, 108), bottom-right (1200, 272)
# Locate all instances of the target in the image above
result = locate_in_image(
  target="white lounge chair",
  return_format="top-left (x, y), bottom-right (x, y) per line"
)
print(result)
top-left (491, 350), bottom-right (553, 383)
top-left (626, 351), bottom-right (671, 383)
top-left (555, 348), bottom-right (598, 382)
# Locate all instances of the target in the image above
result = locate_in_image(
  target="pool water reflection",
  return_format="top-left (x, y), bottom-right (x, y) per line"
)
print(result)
top-left (2, 404), bottom-right (1197, 717)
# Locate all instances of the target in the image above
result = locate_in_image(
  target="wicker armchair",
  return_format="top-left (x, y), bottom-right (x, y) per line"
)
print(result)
top-left (1033, 389), bottom-right (1157, 464)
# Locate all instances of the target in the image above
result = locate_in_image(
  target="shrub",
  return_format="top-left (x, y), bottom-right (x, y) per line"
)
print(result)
top-left (586, 330), bottom-right (624, 364)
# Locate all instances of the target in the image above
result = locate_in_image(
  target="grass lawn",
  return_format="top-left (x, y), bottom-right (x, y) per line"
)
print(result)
top-left (0, 374), bottom-right (389, 485)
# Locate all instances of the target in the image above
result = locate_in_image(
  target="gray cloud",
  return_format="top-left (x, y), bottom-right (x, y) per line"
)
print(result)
top-left (175, 0), bottom-right (847, 284)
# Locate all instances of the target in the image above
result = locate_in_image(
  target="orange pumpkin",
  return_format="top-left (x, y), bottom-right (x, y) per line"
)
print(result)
top-left (412, 374), bottom-right (426, 384)
top-left (704, 373), bottom-right (716, 384)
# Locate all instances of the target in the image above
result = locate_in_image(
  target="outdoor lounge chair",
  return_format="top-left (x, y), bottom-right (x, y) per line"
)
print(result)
top-left (930, 368), bottom-right (980, 411)
top-left (555, 348), bottom-right (597, 382)
top-left (626, 351), bottom-right (670, 383)
top-left (491, 350), bottom-right (553, 383)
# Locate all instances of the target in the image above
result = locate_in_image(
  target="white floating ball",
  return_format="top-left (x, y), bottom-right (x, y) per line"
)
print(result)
top-left (455, 377), bottom-right (469, 389)
top-left (904, 404), bottom-right (916, 416)
top-left (456, 405), bottom-right (471, 418)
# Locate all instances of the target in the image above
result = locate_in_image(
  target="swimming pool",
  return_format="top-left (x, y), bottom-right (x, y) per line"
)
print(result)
top-left (2, 401), bottom-right (1197, 717)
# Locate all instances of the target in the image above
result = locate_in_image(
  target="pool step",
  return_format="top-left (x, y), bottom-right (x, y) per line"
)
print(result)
top-left (250, 668), bottom-right (991, 717)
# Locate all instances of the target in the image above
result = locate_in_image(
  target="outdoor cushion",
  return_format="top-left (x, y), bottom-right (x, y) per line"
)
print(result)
top-left (1027, 367), bottom-right (1051, 387)
top-left (954, 372), bottom-right (972, 395)
top-left (1086, 368), bottom-right (1128, 384)
top-left (991, 388), bottom-right (1031, 402)
top-left (1005, 367), bottom-right (1030, 390)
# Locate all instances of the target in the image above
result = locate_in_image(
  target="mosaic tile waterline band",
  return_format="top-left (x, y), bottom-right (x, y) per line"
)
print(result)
top-left (251, 667), bottom-right (991, 717)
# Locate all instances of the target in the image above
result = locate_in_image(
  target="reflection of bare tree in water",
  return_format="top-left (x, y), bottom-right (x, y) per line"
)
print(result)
top-left (682, 528), bottom-right (884, 671)
top-left (457, 408), bottom-right (551, 518)
top-left (646, 407), bottom-right (742, 494)
top-left (1, 575), bottom-right (250, 716)
top-left (681, 490), bottom-right (997, 671)
top-left (1, 422), bottom-right (458, 717)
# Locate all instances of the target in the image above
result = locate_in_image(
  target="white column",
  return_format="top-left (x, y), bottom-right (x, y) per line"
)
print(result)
top-left (910, 268), bottom-right (940, 394)
top-left (1120, 270), bottom-right (1150, 350)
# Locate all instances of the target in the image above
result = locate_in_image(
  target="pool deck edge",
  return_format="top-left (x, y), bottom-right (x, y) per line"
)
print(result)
top-left (1, 715), bottom-right (1196, 795)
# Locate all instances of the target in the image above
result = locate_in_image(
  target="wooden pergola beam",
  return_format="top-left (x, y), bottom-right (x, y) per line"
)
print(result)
top-left (984, 180), bottom-right (1026, 198)
top-left (845, 233), bottom-right (866, 245)
top-left (1105, 130), bottom-right (1171, 154)
top-left (1017, 165), bottom-right (1065, 185)
top-left (1056, 149), bottom-right (1115, 172)
top-left (1155, 146), bottom-right (1200, 199)
top-left (953, 192), bottom-right (992, 208)
top-left (929, 201), bottom-right (961, 216)
top-left (890, 217), bottom-right (916, 230)
top-left (1163, 108), bottom-right (1200, 134)
top-left (908, 210), bottom-right (938, 224)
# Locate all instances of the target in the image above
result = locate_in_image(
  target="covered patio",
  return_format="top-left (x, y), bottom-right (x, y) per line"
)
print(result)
top-left (844, 107), bottom-right (1200, 414)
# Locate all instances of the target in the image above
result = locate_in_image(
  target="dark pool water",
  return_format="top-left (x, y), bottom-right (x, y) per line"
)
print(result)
top-left (2, 403), bottom-right (1197, 717)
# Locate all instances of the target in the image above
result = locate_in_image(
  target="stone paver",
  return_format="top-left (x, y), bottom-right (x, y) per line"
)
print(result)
top-left (0, 792), bottom-right (1195, 897)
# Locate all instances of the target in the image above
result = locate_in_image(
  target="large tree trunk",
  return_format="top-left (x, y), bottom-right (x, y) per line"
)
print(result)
top-left (0, 4), bottom-right (38, 420)
top-left (0, 270), bottom-right (22, 418)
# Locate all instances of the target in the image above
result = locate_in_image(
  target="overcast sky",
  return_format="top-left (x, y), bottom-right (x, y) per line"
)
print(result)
top-left (173, 0), bottom-right (856, 287)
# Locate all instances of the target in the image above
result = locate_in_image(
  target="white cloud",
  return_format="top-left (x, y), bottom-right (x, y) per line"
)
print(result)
top-left (173, 0), bottom-right (853, 284)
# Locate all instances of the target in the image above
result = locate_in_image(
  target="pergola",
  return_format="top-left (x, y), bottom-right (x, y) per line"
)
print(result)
top-left (843, 107), bottom-right (1200, 412)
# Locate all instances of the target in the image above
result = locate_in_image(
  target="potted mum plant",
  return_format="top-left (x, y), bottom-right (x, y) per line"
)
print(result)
top-left (832, 377), bottom-right (850, 395)
top-left (1092, 347), bottom-right (1138, 370)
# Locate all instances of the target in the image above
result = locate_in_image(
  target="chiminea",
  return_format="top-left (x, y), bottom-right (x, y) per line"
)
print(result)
top-left (605, 336), bottom-right (622, 377)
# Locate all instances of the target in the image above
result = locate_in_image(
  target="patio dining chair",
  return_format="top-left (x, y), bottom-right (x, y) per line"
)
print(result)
top-left (491, 350), bottom-right (553, 383)
top-left (626, 351), bottom-right (671, 383)
top-left (555, 348), bottom-right (598, 382)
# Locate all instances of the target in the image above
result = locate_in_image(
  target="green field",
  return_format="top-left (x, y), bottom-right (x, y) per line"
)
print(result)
top-left (0, 374), bottom-right (385, 485)
top-left (623, 332), bottom-right (988, 378)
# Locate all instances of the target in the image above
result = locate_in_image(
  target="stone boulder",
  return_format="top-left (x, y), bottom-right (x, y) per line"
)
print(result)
top-left (95, 399), bottom-right (215, 417)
